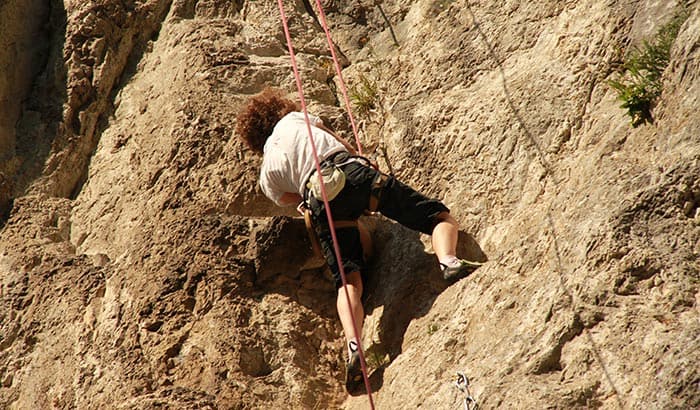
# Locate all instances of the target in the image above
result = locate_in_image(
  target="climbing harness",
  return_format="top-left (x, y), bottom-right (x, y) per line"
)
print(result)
top-left (303, 209), bottom-right (358, 260)
top-left (455, 372), bottom-right (478, 410)
top-left (306, 163), bottom-right (346, 201)
top-left (368, 172), bottom-right (388, 213)
top-left (301, 151), bottom-right (388, 259)
top-left (303, 152), bottom-right (385, 207)
top-left (276, 1), bottom-right (375, 408)
top-left (304, 151), bottom-right (358, 201)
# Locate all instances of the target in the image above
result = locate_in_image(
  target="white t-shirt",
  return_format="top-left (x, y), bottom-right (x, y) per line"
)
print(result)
top-left (260, 112), bottom-right (346, 206)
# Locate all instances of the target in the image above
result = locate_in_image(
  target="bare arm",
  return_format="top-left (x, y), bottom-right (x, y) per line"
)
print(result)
top-left (318, 123), bottom-right (357, 155)
top-left (279, 192), bottom-right (303, 206)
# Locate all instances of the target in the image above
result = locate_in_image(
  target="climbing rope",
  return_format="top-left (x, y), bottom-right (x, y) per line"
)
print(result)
top-left (311, 0), bottom-right (363, 156)
top-left (276, 1), bottom-right (375, 408)
top-left (455, 372), bottom-right (478, 410)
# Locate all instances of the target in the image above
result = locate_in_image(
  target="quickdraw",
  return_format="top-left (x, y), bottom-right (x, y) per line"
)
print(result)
top-left (455, 372), bottom-right (478, 410)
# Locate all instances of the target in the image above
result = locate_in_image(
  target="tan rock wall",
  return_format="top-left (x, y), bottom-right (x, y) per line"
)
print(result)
top-left (0, 0), bottom-right (698, 409)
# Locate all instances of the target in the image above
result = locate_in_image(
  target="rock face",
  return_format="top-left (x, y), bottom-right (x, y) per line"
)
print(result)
top-left (1, 0), bottom-right (698, 409)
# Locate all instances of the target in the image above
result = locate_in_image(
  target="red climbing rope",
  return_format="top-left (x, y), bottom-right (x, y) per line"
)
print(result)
top-left (312, 0), bottom-right (363, 156)
top-left (276, 1), bottom-right (375, 408)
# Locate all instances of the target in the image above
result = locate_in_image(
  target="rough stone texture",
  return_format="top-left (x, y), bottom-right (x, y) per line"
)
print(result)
top-left (0, 0), bottom-right (49, 226)
top-left (0, 0), bottom-right (49, 163)
top-left (1, 0), bottom-right (699, 409)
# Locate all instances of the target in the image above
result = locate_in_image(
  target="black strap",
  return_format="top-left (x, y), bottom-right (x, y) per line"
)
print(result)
top-left (304, 152), bottom-right (386, 212)
top-left (368, 172), bottom-right (388, 213)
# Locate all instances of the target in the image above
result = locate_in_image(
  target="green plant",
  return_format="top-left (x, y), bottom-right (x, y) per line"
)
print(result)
top-left (364, 343), bottom-right (390, 369)
top-left (608, 9), bottom-right (688, 127)
top-left (427, 323), bottom-right (439, 336)
top-left (349, 73), bottom-right (379, 116)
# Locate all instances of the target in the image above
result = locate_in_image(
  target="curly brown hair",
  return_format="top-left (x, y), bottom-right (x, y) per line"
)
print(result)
top-left (235, 87), bottom-right (299, 154)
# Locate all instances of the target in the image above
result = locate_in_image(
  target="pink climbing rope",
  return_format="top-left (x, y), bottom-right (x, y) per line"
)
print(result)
top-left (276, 1), bottom-right (375, 408)
top-left (312, 0), bottom-right (363, 156)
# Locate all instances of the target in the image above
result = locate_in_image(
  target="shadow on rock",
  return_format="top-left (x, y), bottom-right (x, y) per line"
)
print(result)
top-left (251, 215), bottom-right (339, 320)
top-left (251, 214), bottom-right (487, 397)
top-left (347, 365), bottom-right (387, 397)
top-left (361, 216), bottom-right (487, 369)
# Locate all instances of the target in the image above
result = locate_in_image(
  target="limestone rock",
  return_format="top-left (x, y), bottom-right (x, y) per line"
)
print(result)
top-left (1, 1), bottom-right (698, 409)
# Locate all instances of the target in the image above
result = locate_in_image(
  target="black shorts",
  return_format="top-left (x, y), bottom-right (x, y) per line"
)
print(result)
top-left (308, 161), bottom-right (449, 289)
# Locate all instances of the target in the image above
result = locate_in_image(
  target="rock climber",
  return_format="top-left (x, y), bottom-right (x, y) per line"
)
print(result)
top-left (235, 87), bottom-right (481, 392)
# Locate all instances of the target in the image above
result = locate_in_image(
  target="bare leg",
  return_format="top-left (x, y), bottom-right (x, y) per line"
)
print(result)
top-left (336, 271), bottom-right (364, 356)
top-left (431, 211), bottom-right (459, 261)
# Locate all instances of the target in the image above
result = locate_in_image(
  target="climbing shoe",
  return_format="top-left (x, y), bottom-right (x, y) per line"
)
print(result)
top-left (345, 347), bottom-right (363, 393)
top-left (441, 259), bottom-right (483, 282)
